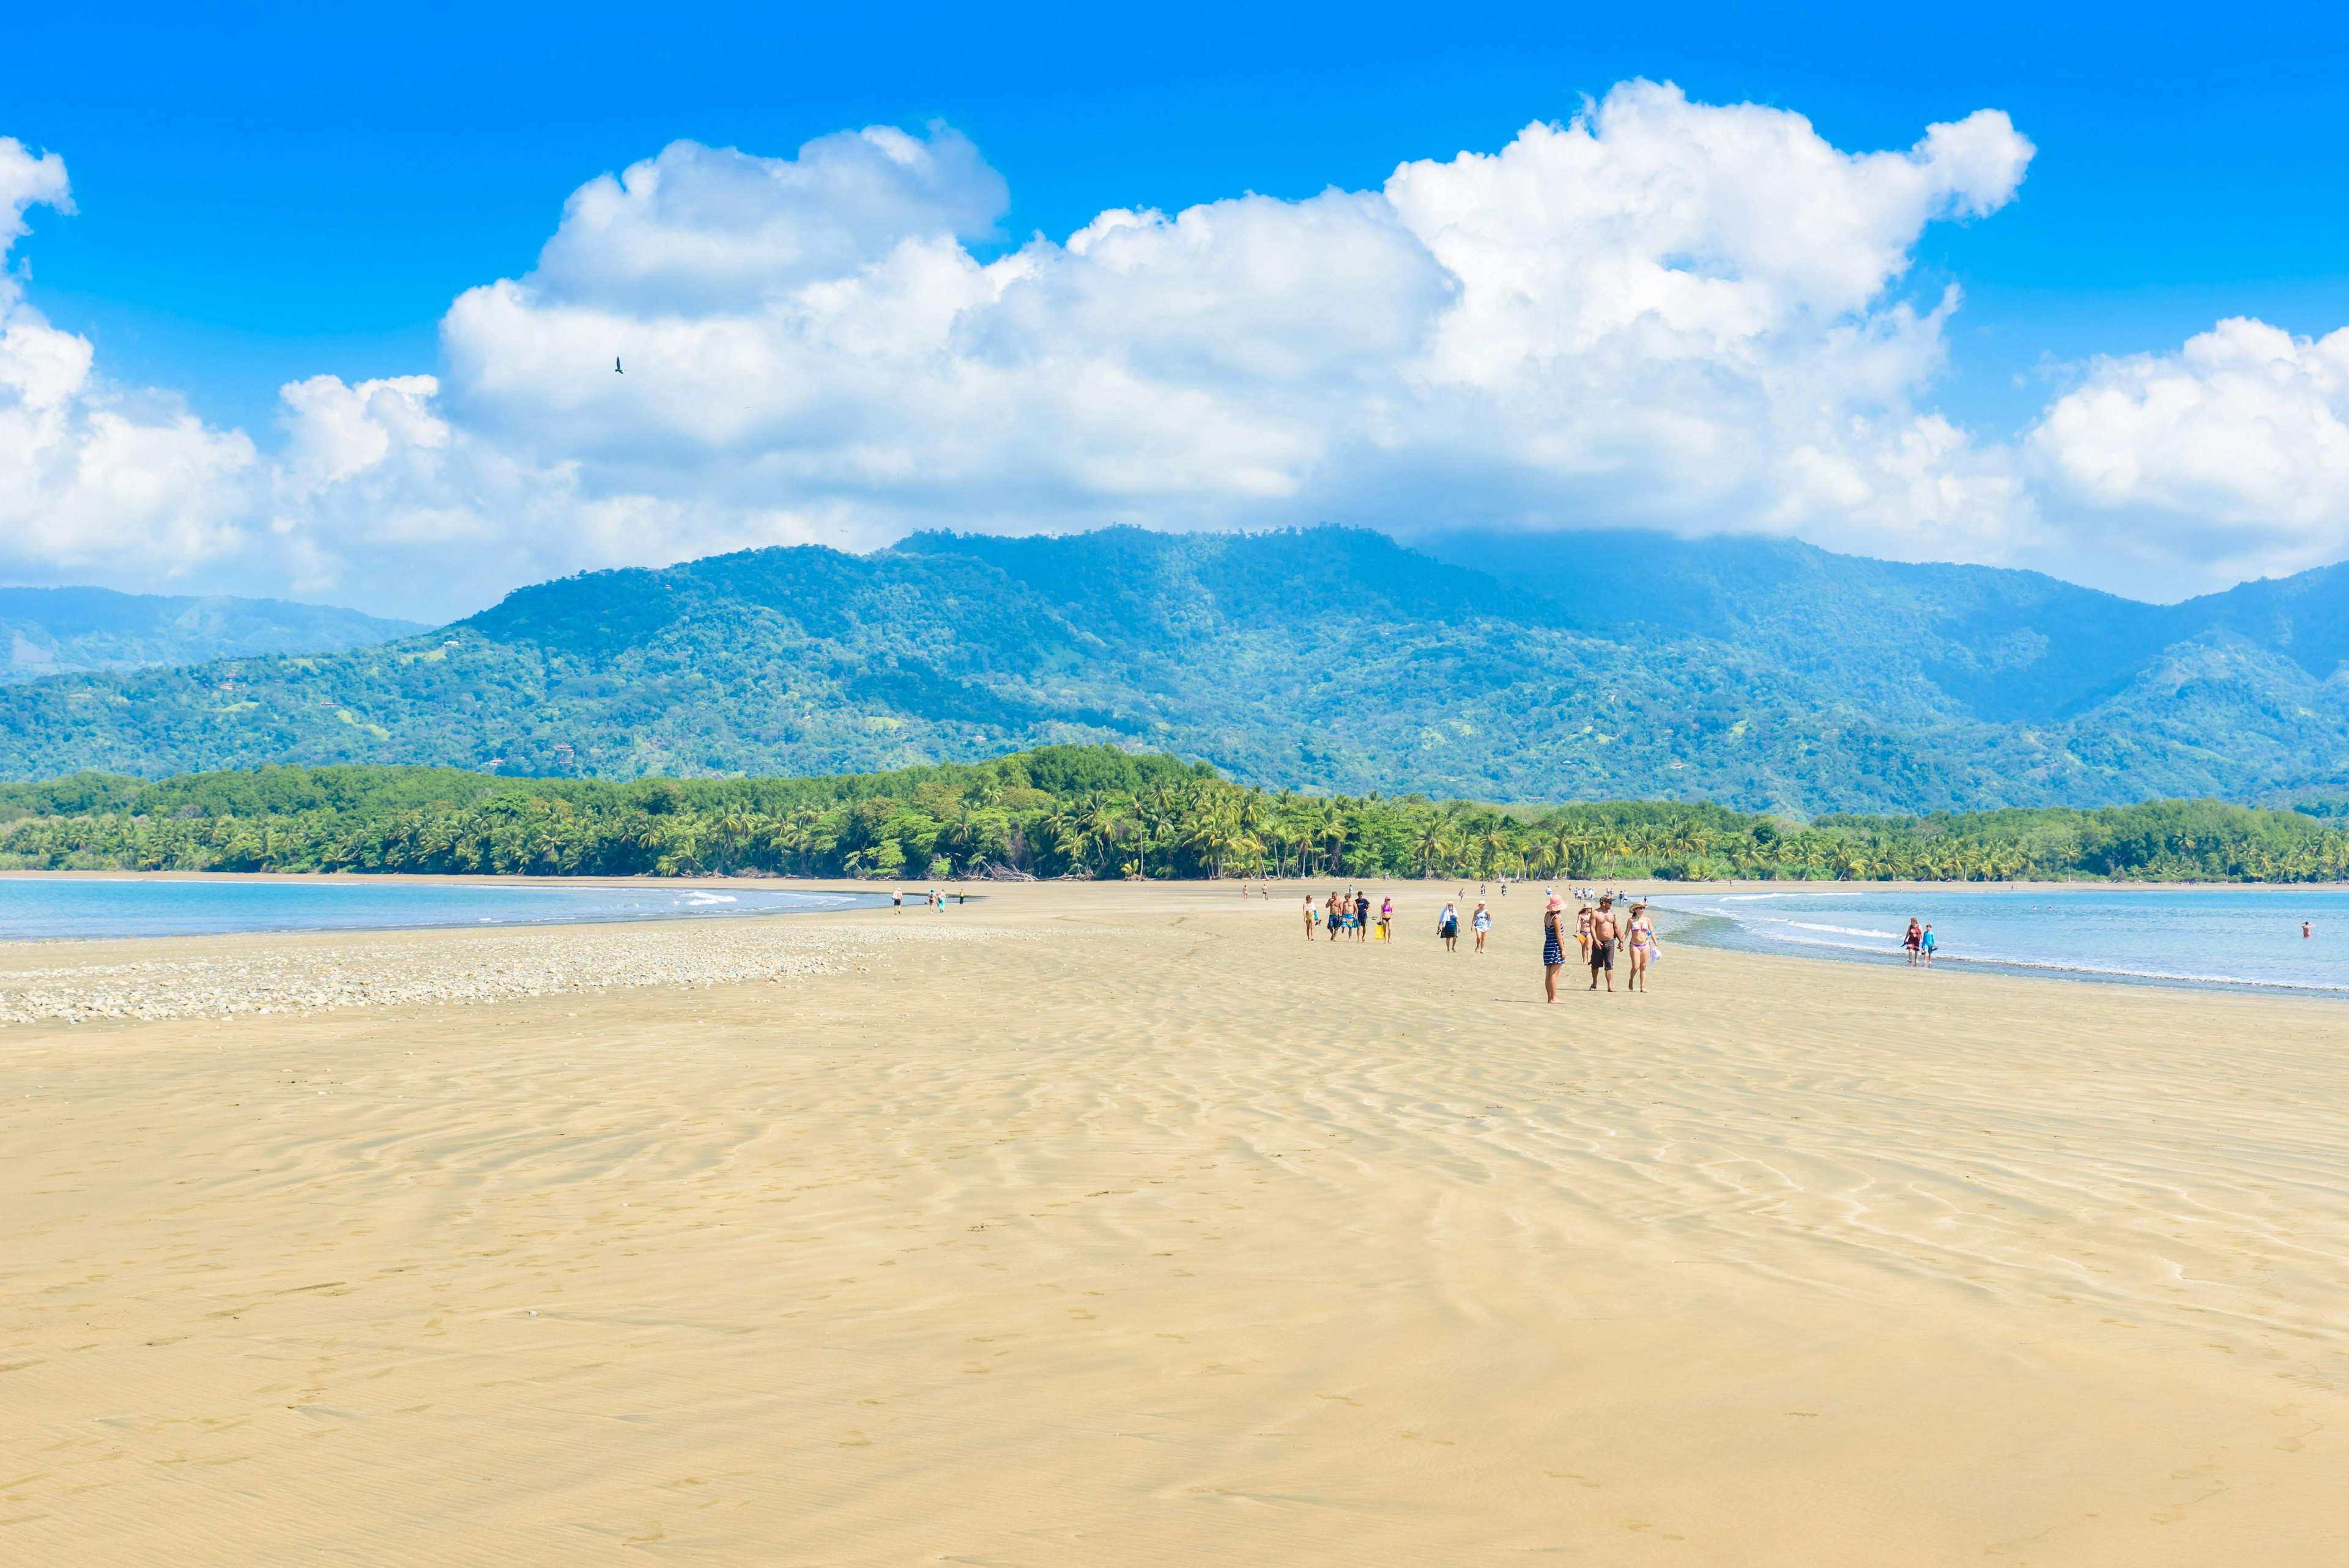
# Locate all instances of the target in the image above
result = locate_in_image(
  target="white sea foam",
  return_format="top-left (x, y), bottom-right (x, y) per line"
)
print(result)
top-left (1783, 920), bottom-right (1902, 940)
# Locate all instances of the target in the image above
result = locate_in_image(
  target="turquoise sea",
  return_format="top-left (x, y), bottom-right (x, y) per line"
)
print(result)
top-left (1650, 886), bottom-right (2349, 995)
top-left (0, 877), bottom-right (874, 942)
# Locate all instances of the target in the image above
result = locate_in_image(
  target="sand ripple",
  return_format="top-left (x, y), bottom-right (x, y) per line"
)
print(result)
top-left (3, 887), bottom-right (2346, 1565)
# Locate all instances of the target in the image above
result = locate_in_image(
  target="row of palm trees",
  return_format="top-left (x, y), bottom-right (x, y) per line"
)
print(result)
top-left (8, 773), bottom-right (2349, 883)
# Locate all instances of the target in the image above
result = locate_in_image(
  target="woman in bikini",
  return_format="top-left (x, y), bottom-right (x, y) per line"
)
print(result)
top-left (1472, 901), bottom-right (1490, 954)
top-left (1626, 902), bottom-right (1659, 992)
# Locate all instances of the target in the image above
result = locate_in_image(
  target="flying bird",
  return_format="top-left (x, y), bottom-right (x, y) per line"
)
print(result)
top-left (614, 357), bottom-right (623, 374)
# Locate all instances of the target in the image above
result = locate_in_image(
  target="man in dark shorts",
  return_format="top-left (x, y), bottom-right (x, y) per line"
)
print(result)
top-left (1587, 896), bottom-right (1618, 992)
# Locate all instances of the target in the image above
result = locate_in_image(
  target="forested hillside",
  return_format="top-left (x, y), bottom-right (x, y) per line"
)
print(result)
top-left (4, 751), bottom-right (2343, 883)
top-left (1, 527), bottom-right (2346, 815)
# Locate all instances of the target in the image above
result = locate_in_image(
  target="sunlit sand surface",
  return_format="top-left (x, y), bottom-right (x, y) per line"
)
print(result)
top-left (4, 883), bottom-right (2346, 1564)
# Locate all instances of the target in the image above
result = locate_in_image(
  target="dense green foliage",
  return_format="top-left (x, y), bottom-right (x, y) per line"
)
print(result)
top-left (5, 751), bottom-right (2343, 883)
top-left (4, 528), bottom-right (2349, 814)
top-left (0, 585), bottom-right (422, 685)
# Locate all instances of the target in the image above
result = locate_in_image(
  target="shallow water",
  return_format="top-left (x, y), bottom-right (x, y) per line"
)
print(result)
top-left (1652, 885), bottom-right (2349, 994)
top-left (0, 876), bottom-right (877, 942)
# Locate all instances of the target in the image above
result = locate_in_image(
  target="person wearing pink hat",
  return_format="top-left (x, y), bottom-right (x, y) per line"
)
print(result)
top-left (1542, 893), bottom-right (1567, 1002)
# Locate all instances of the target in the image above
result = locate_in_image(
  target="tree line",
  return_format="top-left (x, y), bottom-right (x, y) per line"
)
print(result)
top-left (2, 747), bottom-right (2345, 883)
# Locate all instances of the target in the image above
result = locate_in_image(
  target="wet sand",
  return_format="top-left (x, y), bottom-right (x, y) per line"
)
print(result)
top-left (4, 881), bottom-right (2346, 1564)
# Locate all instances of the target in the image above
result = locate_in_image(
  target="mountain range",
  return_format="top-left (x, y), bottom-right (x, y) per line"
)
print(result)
top-left (2, 526), bottom-right (2345, 816)
top-left (0, 586), bottom-right (425, 685)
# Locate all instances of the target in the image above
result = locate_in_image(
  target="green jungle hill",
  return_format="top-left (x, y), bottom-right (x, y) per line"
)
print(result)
top-left (4, 527), bottom-right (2348, 817)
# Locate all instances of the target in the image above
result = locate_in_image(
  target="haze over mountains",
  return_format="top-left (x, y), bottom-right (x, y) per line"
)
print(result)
top-left (0, 588), bottom-right (426, 685)
top-left (2, 527), bottom-right (2344, 816)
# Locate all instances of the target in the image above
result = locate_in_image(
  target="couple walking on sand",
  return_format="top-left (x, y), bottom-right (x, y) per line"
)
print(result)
top-left (1541, 893), bottom-right (1658, 1002)
top-left (1436, 900), bottom-right (1491, 954)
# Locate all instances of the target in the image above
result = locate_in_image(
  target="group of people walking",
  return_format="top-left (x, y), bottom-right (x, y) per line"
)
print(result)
top-left (1297, 883), bottom-right (1660, 1000)
top-left (1540, 893), bottom-right (1658, 1001)
top-left (1307, 888), bottom-right (1397, 942)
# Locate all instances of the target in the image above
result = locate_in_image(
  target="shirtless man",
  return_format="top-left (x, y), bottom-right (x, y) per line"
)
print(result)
top-left (1587, 897), bottom-right (1619, 992)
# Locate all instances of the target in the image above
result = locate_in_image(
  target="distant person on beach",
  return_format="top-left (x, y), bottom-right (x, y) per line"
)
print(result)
top-left (1326, 891), bottom-right (1341, 941)
top-left (1356, 891), bottom-right (1372, 942)
top-left (1381, 895), bottom-right (1395, 942)
top-left (1626, 902), bottom-right (1658, 992)
top-left (1303, 896), bottom-right (1318, 938)
top-left (1921, 924), bottom-right (1937, 966)
top-left (1472, 901), bottom-right (1490, 953)
top-left (892, 887), bottom-right (903, 910)
top-left (1438, 902), bottom-right (1459, 951)
top-left (1588, 897), bottom-right (1618, 992)
top-left (1904, 918), bottom-right (1923, 965)
top-left (1542, 895), bottom-right (1567, 1003)
top-left (1576, 903), bottom-right (1594, 966)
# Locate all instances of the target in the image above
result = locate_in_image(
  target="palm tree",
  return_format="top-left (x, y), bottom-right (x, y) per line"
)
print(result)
top-left (1317, 804), bottom-right (1349, 877)
top-left (1413, 820), bottom-right (1449, 879)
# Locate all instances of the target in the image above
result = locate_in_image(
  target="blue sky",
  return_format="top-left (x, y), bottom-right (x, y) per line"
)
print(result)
top-left (14, 0), bottom-right (2345, 433)
top-left (3, 1), bottom-right (2348, 615)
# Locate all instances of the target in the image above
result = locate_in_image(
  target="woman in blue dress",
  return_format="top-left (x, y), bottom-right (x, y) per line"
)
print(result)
top-left (1542, 894), bottom-right (1567, 1003)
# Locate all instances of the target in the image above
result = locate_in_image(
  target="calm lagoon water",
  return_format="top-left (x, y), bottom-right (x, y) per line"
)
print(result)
top-left (1650, 886), bottom-right (2349, 995)
top-left (0, 877), bottom-right (875, 943)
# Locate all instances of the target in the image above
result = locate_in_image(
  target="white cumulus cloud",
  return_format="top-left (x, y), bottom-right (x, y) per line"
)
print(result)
top-left (65, 87), bottom-right (2349, 619)
top-left (410, 81), bottom-right (2040, 610)
top-left (2030, 317), bottom-right (2349, 589)
top-left (0, 139), bottom-right (258, 584)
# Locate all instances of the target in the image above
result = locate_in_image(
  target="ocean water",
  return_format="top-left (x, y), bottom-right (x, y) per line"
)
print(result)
top-left (0, 877), bottom-right (875, 943)
top-left (1650, 886), bottom-right (2349, 994)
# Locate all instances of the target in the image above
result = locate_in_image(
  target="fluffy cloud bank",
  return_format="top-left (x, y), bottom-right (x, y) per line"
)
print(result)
top-left (0, 138), bottom-right (256, 578)
top-left (435, 87), bottom-right (2038, 571)
top-left (2, 88), bottom-right (2342, 617)
top-left (2028, 318), bottom-right (2349, 587)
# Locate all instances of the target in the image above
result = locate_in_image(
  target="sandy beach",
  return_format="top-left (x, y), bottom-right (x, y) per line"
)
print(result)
top-left (4, 881), bottom-right (2347, 1565)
